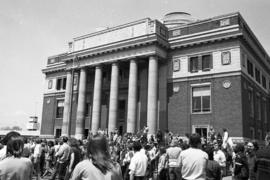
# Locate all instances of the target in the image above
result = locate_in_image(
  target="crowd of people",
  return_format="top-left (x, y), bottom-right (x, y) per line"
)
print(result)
top-left (0, 127), bottom-right (269, 180)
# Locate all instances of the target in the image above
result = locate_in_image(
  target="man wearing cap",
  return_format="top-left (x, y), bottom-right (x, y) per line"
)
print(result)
top-left (167, 138), bottom-right (182, 180)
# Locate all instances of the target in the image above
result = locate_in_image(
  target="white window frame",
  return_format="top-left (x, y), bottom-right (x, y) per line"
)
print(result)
top-left (56, 99), bottom-right (65, 119)
top-left (191, 83), bottom-right (212, 114)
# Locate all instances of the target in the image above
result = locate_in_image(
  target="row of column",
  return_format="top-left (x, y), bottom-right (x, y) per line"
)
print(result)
top-left (61, 56), bottom-right (158, 139)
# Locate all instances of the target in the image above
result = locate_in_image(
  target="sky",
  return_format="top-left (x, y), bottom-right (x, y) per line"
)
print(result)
top-left (0, 0), bottom-right (270, 130)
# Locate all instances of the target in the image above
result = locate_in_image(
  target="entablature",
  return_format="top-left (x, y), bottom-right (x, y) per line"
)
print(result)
top-left (65, 44), bottom-right (167, 70)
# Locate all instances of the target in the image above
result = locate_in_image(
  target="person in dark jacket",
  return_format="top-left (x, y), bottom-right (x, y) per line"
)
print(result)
top-left (234, 144), bottom-right (249, 180)
top-left (204, 145), bottom-right (221, 180)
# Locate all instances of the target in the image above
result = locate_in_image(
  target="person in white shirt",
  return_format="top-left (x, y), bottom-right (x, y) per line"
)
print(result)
top-left (167, 138), bottom-right (182, 180)
top-left (178, 133), bottom-right (208, 180)
top-left (129, 141), bottom-right (148, 180)
top-left (222, 128), bottom-right (233, 150)
top-left (213, 141), bottom-right (226, 176)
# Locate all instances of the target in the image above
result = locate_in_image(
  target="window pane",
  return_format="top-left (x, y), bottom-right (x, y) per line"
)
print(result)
top-left (202, 55), bottom-right (211, 70)
top-left (192, 97), bottom-right (201, 112)
top-left (202, 96), bottom-right (210, 112)
top-left (247, 60), bottom-right (254, 77)
top-left (190, 57), bottom-right (198, 72)
top-left (56, 79), bottom-right (62, 90)
top-left (193, 86), bottom-right (210, 97)
top-left (262, 76), bottom-right (266, 88)
top-left (255, 68), bottom-right (261, 83)
top-left (62, 78), bottom-right (67, 90)
top-left (56, 100), bottom-right (64, 118)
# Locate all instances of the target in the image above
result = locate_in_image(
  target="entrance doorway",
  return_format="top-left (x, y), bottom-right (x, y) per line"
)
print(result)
top-left (55, 129), bottom-right (61, 138)
top-left (118, 99), bottom-right (126, 135)
top-left (195, 128), bottom-right (207, 139)
top-left (192, 125), bottom-right (209, 139)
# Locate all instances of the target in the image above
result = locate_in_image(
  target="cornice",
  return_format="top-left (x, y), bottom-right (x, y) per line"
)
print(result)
top-left (42, 65), bottom-right (66, 74)
top-left (170, 32), bottom-right (241, 50)
top-left (65, 44), bottom-right (167, 70)
top-left (64, 34), bottom-right (163, 62)
top-left (169, 25), bottom-right (241, 49)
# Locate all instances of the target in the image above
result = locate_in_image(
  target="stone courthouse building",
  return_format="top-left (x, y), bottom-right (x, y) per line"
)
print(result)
top-left (41, 12), bottom-right (270, 141)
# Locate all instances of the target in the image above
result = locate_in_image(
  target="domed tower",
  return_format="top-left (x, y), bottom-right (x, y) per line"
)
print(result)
top-left (163, 12), bottom-right (196, 28)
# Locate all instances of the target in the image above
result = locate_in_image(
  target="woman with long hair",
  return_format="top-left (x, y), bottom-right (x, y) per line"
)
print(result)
top-left (0, 136), bottom-right (33, 180)
top-left (71, 134), bottom-right (123, 180)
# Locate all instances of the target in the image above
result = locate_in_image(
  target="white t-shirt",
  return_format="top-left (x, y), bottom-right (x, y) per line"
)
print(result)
top-left (167, 146), bottom-right (182, 167)
top-left (129, 151), bottom-right (148, 177)
top-left (214, 149), bottom-right (226, 167)
top-left (179, 147), bottom-right (208, 180)
top-left (33, 144), bottom-right (41, 158)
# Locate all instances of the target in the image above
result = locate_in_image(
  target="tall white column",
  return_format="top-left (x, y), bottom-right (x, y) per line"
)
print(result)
top-left (127, 59), bottom-right (138, 133)
top-left (75, 68), bottom-right (87, 139)
top-left (91, 65), bottom-right (102, 134)
top-left (62, 71), bottom-right (72, 137)
top-left (147, 56), bottom-right (158, 135)
top-left (108, 62), bottom-right (119, 133)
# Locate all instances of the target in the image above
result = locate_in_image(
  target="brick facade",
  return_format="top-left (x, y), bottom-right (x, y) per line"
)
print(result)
top-left (41, 12), bottom-right (270, 141)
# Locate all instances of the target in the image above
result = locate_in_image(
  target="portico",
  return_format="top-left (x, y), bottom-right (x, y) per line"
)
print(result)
top-left (61, 53), bottom-right (165, 138)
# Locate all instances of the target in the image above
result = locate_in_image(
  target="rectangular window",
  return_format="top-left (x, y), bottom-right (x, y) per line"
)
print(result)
top-left (56, 100), bottom-right (64, 118)
top-left (190, 56), bottom-right (199, 73)
top-left (264, 100), bottom-right (267, 124)
top-left (202, 54), bottom-right (212, 71)
top-left (248, 89), bottom-right (254, 117)
top-left (255, 68), bottom-right (261, 83)
top-left (55, 129), bottom-right (62, 138)
top-left (56, 79), bottom-right (62, 90)
top-left (62, 77), bottom-right (67, 90)
top-left (247, 60), bottom-right (254, 77)
top-left (262, 100), bottom-right (267, 123)
top-left (192, 86), bottom-right (211, 113)
top-left (56, 77), bottom-right (67, 90)
top-left (262, 75), bottom-right (266, 88)
top-left (242, 53), bottom-right (246, 67)
top-left (256, 95), bottom-right (261, 121)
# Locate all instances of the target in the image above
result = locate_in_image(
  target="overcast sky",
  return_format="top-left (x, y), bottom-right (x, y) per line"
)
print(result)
top-left (0, 0), bottom-right (270, 129)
